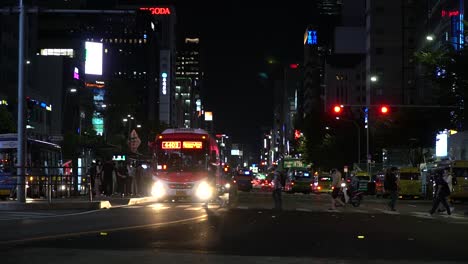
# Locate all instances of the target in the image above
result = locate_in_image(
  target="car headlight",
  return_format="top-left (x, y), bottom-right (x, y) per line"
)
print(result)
top-left (224, 183), bottom-right (231, 189)
top-left (340, 182), bottom-right (346, 188)
top-left (196, 181), bottom-right (213, 200)
top-left (151, 181), bottom-right (165, 198)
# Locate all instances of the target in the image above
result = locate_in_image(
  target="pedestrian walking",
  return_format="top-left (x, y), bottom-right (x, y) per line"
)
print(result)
top-left (330, 169), bottom-right (345, 210)
top-left (384, 167), bottom-right (399, 211)
top-left (430, 173), bottom-right (452, 216)
top-left (102, 159), bottom-right (115, 196)
top-left (438, 169), bottom-right (454, 214)
top-left (117, 161), bottom-right (129, 196)
top-left (272, 170), bottom-right (283, 211)
top-left (127, 161), bottom-right (137, 196)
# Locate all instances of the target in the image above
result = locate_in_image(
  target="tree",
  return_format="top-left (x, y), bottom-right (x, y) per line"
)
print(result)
top-left (0, 107), bottom-right (16, 133)
top-left (415, 21), bottom-right (468, 130)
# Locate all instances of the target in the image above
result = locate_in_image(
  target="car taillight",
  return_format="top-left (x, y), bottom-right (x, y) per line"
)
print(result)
top-left (233, 180), bottom-right (236, 183)
top-left (318, 186), bottom-right (321, 190)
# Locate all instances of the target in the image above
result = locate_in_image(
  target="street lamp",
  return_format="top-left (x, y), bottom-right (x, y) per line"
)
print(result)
top-left (136, 124), bottom-right (141, 128)
top-left (70, 88), bottom-right (77, 93)
top-left (122, 118), bottom-right (128, 122)
top-left (426, 35), bottom-right (434, 41)
top-left (370, 76), bottom-right (378, 82)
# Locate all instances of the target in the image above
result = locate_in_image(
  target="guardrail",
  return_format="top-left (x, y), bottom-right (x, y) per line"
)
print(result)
top-left (1, 166), bottom-right (93, 203)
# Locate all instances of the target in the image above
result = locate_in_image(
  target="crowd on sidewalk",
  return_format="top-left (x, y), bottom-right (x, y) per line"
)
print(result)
top-left (88, 158), bottom-right (153, 198)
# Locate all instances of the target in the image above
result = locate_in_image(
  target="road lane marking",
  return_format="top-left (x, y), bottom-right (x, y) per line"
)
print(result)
top-left (122, 205), bottom-right (143, 209)
top-left (0, 209), bottom-right (105, 221)
top-left (176, 205), bottom-right (192, 208)
top-left (184, 207), bottom-right (202, 211)
top-left (296, 208), bottom-right (312, 212)
top-left (0, 214), bottom-right (207, 245)
top-left (236, 206), bottom-right (249, 209)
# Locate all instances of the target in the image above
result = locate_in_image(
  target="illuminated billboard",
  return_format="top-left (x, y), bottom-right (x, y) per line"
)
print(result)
top-left (436, 131), bottom-right (448, 157)
top-left (205, 111), bottom-right (213, 121)
top-left (85, 42), bottom-right (103, 75)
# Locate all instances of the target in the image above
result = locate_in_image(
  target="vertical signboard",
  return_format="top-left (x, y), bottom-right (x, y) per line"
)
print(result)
top-left (159, 50), bottom-right (171, 125)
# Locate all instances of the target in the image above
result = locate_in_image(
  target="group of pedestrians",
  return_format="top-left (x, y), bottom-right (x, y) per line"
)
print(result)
top-left (88, 158), bottom-right (150, 197)
top-left (270, 166), bottom-right (459, 216)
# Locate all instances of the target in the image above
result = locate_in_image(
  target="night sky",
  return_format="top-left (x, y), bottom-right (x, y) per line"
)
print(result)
top-left (171, 1), bottom-right (320, 150)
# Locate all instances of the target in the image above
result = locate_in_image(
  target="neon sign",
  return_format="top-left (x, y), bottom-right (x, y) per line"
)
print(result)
top-left (441, 10), bottom-right (460, 17)
top-left (86, 82), bottom-right (105, 89)
top-left (140, 7), bottom-right (171, 15)
top-left (307, 30), bottom-right (317, 45)
top-left (162, 141), bottom-right (181, 149)
top-left (73, 67), bottom-right (79, 80)
top-left (183, 141), bottom-right (203, 149)
top-left (161, 72), bottom-right (168, 95)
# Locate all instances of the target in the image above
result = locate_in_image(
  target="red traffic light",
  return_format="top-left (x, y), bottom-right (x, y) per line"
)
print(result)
top-left (294, 129), bottom-right (301, 140)
top-left (333, 105), bottom-right (342, 114)
top-left (380, 106), bottom-right (389, 114)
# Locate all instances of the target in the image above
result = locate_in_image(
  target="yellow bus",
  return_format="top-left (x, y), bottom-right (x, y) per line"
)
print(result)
top-left (449, 160), bottom-right (468, 202)
top-left (398, 167), bottom-right (421, 199)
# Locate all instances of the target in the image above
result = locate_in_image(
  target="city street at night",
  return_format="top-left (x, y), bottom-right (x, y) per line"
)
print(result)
top-left (2, 0), bottom-right (468, 263)
top-left (2, 193), bottom-right (468, 264)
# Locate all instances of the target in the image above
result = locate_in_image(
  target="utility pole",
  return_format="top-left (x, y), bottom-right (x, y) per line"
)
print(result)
top-left (16, 0), bottom-right (26, 203)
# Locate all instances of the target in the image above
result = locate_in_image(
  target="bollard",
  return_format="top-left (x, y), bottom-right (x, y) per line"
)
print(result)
top-left (88, 181), bottom-right (93, 202)
top-left (48, 175), bottom-right (52, 204)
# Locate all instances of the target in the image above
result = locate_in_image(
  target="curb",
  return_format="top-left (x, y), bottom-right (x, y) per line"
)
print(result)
top-left (0, 197), bottom-right (155, 211)
top-left (0, 201), bottom-right (110, 211)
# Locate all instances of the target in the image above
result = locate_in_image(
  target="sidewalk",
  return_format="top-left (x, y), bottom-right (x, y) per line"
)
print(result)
top-left (0, 195), bottom-right (157, 211)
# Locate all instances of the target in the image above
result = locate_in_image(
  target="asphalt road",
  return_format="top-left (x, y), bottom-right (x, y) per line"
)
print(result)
top-left (1, 193), bottom-right (468, 264)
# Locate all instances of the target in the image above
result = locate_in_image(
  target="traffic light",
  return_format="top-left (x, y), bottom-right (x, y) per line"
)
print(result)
top-left (380, 105), bottom-right (389, 114)
top-left (294, 129), bottom-right (301, 140)
top-left (333, 105), bottom-right (342, 114)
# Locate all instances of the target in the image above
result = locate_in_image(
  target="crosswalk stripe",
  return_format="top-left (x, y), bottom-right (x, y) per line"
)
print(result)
top-left (411, 212), bottom-right (434, 219)
top-left (176, 205), bottom-right (191, 208)
top-left (0, 211), bottom-right (54, 216)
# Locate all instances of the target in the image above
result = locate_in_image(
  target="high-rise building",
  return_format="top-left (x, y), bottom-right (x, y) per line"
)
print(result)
top-left (365, 0), bottom-right (425, 107)
top-left (0, 1), bottom-right (178, 144)
top-left (176, 37), bottom-right (203, 128)
top-left (324, 0), bottom-right (366, 110)
top-left (421, 0), bottom-right (466, 129)
top-left (302, 26), bottom-right (323, 118)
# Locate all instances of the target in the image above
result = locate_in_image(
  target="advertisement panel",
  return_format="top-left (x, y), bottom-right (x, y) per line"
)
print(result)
top-left (85, 42), bottom-right (103, 75)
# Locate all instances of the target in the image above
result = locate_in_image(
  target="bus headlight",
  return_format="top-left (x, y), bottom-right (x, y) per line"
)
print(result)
top-left (151, 181), bottom-right (165, 198)
top-left (196, 181), bottom-right (213, 200)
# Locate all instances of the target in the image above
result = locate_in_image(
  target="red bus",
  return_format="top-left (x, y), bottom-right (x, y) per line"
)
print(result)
top-left (151, 128), bottom-right (221, 202)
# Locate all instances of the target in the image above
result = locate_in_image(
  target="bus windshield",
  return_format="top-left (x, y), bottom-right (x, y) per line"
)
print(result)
top-left (157, 150), bottom-right (206, 172)
top-left (452, 168), bottom-right (468, 178)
